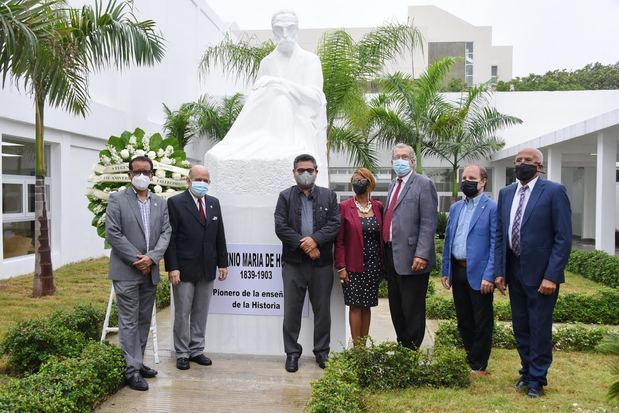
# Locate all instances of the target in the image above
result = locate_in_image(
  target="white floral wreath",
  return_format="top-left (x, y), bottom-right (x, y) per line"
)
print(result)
top-left (86, 128), bottom-right (191, 241)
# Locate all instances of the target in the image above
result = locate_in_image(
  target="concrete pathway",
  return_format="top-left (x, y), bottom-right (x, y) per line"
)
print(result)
top-left (96, 299), bottom-right (436, 413)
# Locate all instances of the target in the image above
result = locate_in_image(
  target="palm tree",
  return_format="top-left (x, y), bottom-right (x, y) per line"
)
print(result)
top-left (424, 85), bottom-right (522, 200)
top-left (0, 0), bottom-right (165, 297)
top-left (0, 0), bottom-right (62, 84)
top-left (199, 23), bottom-right (423, 169)
top-left (368, 57), bottom-right (456, 173)
top-left (163, 93), bottom-right (245, 147)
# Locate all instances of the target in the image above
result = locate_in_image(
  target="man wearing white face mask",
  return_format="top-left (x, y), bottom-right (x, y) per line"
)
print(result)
top-left (164, 165), bottom-right (228, 371)
top-left (384, 143), bottom-right (438, 350)
top-left (106, 156), bottom-right (171, 391)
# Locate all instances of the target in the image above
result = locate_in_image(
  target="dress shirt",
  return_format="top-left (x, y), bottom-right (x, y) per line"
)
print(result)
top-left (508, 175), bottom-right (539, 249)
top-left (387, 170), bottom-right (413, 240)
top-left (451, 193), bottom-right (483, 260)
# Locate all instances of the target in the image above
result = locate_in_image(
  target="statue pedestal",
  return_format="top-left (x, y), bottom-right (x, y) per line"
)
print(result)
top-left (202, 151), bottom-right (346, 355)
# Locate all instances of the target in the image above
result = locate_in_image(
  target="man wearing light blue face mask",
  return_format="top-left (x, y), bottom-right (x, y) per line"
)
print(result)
top-left (164, 165), bottom-right (228, 371)
top-left (383, 143), bottom-right (438, 350)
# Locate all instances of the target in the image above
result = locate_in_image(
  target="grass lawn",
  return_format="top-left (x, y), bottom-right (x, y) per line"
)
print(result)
top-left (431, 271), bottom-right (612, 301)
top-left (0, 257), bottom-right (113, 340)
top-left (364, 349), bottom-right (619, 413)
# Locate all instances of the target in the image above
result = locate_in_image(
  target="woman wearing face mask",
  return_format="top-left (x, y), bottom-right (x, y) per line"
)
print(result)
top-left (334, 168), bottom-right (384, 346)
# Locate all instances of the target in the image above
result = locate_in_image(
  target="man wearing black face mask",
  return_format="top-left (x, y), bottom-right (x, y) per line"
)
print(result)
top-left (495, 147), bottom-right (572, 398)
top-left (441, 164), bottom-right (497, 376)
top-left (274, 154), bottom-right (340, 372)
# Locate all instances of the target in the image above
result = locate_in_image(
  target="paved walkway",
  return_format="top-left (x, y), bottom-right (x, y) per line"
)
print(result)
top-left (96, 299), bottom-right (436, 413)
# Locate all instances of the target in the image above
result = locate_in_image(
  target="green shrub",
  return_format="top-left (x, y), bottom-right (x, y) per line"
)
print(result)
top-left (353, 341), bottom-right (423, 390)
top-left (436, 213), bottom-right (448, 239)
top-left (49, 304), bottom-right (104, 341)
top-left (156, 277), bottom-right (171, 308)
top-left (494, 301), bottom-right (512, 321)
top-left (553, 290), bottom-right (619, 324)
top-left (306, 351), bottom-right (363, 413)
top-left (427, 296), bottom-right (456, 319)
top-left (307, 341), bottom-right (470, 412)
top-left (424, 346), bottom-right (470, 388)
top-left (493, 322), bottom-right (517, 349)
top-left (0, 342), bottom-right (125, 413)
top-left (435, 238), bottom-right (444, 255)
top-left (567, 249), bottom-right (619, 288)
top-left (553, 324), bottom-right (607, 352)
top-left (0, 318), bottom-right (87, 375)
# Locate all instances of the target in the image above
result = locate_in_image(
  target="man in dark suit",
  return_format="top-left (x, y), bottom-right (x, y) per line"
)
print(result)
top-left (495, 147), bottom-right (572, 398)
top-left (164, 165), bottom-right (228, 371)
top-left (441, 164), bottom-right (497, 376)
top-left (384, 143), bottom-right (438, 349)
top-left (274, 154), bottom-right (340, 373)
top-left (106, 156), bottom-right (171, 391)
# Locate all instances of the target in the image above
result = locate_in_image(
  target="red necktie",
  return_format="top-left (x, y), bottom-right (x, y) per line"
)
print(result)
top-left (198, 198), bottom-right (206, 224)
top-left (382, 178), bottom-right (403, 243)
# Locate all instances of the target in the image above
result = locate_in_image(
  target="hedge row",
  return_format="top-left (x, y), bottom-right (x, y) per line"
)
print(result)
top-left (306, 341), bottom-right (469, 413)
top-left (0, 342), bottom-right (125, 413)
top-left (427, 289), bottom-right (619, 325)
top-left (566, 249), bottom-right (619, 288)
top-left (435, 320), bottom-right (611, 352)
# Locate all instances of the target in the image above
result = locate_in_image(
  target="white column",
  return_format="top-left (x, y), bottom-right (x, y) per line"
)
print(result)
top-left (595, 132), bottom-right (617, 253)
top-left (0, 130), bottom-right (4, 276)
top-left (546, 146), bottom-right (562, 183)
top-left (581, 167), bottom-right (596, 240)
top-left (492, 162), bottom-right (506, 200)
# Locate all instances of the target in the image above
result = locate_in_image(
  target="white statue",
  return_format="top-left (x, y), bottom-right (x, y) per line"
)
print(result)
top-left (206, 10), bottom-right (329, 192)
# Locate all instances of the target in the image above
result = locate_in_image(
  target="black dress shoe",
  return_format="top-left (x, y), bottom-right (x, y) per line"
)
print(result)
top-left (189, 354), bottom-right (213, 366)
top-left (176, 357), bottom-right (190, 370)
top-left (285, 354), bottom-right (299, 373)
top-left (126, 372), bottom-right (149, 391)
top-left (514, 378), bottom-right (527, 390)
top-left (526, 386), bottom-right (544, 398)
top-left (315, 354), bottom-right (329, 369)
top-left (140, 365), bottom-right (158, 378)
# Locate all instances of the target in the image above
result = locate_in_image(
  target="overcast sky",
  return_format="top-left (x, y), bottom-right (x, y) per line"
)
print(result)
top-left (204, 0), bottom-right (619, 77)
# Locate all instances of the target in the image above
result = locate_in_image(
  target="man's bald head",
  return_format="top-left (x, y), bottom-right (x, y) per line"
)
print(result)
top-left (187, 165), bottom-right (210, 185)
top-left (515, 147), bottom-right (544, 166)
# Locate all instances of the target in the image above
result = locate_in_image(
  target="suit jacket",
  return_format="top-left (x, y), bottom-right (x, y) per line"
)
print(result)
top-left (274, 185), bottom-right (340, 266)
top-left (442, 194), bottom-right (497, 290)
top-left (164, 191), bottom-right (228, 282)
top-left (106, 188), bottom-right (171, 284)
top-left (386, 171), bottom-right (438, 275)
top-left (334, 198), bottom-right (384, 273)
top-left (495, 178), bottom-right (572, 287)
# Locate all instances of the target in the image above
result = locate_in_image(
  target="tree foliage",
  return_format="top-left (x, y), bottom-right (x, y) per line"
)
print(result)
top-left (496, 62), bottom-right (619, 91)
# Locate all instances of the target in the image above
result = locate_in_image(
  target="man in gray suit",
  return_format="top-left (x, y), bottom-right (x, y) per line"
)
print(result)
top-left (383, 143), bottom-right (438, 349)
top-left (105, 156), bottom-right (171, 391)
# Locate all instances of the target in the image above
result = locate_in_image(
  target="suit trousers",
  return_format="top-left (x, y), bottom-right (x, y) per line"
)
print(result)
top-left (172, 279), bottom-right (214, 359)
top-left (508, 252), bottom-right (559, 388)
top-left (113, 279), bottom-right (157, 378)
top-left (385, 243), bottom-right (429, 349)
top-left (451, 260), bottom-right (494, 371)
top-left (282, 261), bottom-right (333, 357)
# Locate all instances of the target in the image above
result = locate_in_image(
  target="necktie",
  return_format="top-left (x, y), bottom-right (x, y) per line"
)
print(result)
top-left (382, 178), bottom-right (403, 243)
top-left (198, 198), bottom-right (206, 224)
top-left (511, 186), bottom-right (528, 255)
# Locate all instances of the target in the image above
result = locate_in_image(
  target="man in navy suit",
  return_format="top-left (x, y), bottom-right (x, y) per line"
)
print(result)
top-left (441, 164), bottom-right (496, 376)
top-left (495, 148), bottom-right (572, 398)
top-left (164, 165), bottom-right (228, 371)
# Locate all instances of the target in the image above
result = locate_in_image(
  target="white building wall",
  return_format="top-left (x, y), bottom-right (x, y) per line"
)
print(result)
top-left (0, 0), bottom-right (239, 279)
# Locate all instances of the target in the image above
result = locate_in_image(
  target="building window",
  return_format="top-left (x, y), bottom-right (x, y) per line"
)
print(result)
top-left (491, 65), bottom-right (498, 82)
top-left (2, 137), bottom-right (51, 259)
top-left (465, 42), bottom-right (474, 87)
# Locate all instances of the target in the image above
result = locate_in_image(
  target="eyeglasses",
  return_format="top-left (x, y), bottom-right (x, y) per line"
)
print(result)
top-left (296, 168), bottom-right (315, 174)
top-left (392, 155), bottom-right (411, 161)
top-left (130, 170), bottom-right (153, 176)
top-left (351, 178), bottom-right (368, 185)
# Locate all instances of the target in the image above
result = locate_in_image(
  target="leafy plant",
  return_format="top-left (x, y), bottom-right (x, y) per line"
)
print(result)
top-left (566, 249), bottom-right (619, 288)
